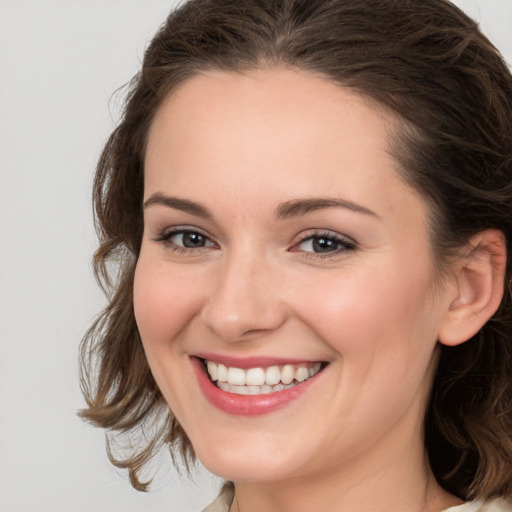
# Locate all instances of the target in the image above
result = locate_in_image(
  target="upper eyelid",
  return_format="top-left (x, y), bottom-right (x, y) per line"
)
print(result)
top-left (293, 229), bottom-right (356, 244)
top-left (153, 228), bottom-right (218, 255)
top-left (291, 229), bottom-right (358, 254)
top-left (154, 225), bottom-right (216, 241)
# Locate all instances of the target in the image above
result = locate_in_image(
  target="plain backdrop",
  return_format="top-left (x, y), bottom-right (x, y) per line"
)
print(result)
top-left (0, 1), bottom-right (511, 511)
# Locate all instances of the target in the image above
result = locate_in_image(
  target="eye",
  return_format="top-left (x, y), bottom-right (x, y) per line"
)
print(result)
top-left (292, 231), bottom-right (356, 257)
top-left (300, 236), bottom-right (340, 253)
top-left (154, 228), bottom-right (217, 252)
top-left (170, 230), bottom-right (214, 248)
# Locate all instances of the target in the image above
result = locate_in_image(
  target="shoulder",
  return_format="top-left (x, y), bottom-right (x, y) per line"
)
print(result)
top-left (202, 482), bottom-right (235, 512)
top-left (443, 498), bottom-right (512, 512)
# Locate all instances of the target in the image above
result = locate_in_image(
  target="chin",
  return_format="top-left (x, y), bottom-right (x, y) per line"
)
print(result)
top-left (192, 433), bottom-right (305, 483)
top-left (200, 457), bottom-right (289, 483)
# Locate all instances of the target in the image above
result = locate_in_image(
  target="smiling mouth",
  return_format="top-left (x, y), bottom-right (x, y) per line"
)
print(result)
top-left (202, 359), bottom-right (325, 396)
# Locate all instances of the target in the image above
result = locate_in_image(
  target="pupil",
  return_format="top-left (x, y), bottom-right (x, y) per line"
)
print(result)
top-left (183, 232), bottom-right (205, 247)
top-left (312, 237), bottom-right (337, 253)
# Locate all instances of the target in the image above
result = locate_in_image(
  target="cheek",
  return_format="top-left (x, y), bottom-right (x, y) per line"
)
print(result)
top-left (299, 261), bottom-right (440, 438)
top-left (133, 256), bottom-right (204, 347)
top-left (132, 256), bottom-right (206, 421)
top-left (296, 258), bottom-right (439, 365)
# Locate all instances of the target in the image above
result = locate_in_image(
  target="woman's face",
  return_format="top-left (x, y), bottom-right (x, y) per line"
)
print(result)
top-left (134, 68), bottom-right (456, 484)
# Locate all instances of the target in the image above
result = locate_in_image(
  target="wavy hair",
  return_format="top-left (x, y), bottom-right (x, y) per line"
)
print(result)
top-left (79, 0), bottom-right (512, 497)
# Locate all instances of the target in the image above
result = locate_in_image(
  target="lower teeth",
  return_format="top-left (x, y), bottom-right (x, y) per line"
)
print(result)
top-left (217, 381), bottom-right (298, 395)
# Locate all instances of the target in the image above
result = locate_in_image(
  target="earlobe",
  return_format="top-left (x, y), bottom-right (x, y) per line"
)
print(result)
top-left (438, 229), bottom-right (507, 347)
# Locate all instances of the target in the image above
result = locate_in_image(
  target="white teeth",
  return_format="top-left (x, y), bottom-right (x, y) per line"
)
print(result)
top-left (260, 385), bottom-right (273, 394)
top-left (205, 359), bottom-right (324, 395)
top-left (281, 364), bottom-right (294, 385)
top-left (217, 382), bottom-right (296, 396)
top-left (217, 363), bottom-right (228, 382)
top-left (295, 366), bottom-right (309, 383)
top-left (246, 367), bottom-right (266, 386)
top-left (227, 367), bottom-right (246, 386)
top-left (217, 381), bottom-right (230, 392)
top-left (265, 366), bottom-right (281, 386)
top-left (247, 385), bottom-right (263, 395)
top-left (231, 385), bottom-right (249, 395)
top-left (207, 361), bottom-right (218, 381)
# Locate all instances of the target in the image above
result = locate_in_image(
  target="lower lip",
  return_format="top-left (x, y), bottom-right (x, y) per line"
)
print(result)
top-left (192, 357), bottom-right (321, 416)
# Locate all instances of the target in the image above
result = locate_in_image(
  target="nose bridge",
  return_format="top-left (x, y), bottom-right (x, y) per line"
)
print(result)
top-left (201, 247), bottom-right (286, 342)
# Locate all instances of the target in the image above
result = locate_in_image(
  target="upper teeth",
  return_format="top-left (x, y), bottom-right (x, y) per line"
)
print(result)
top-left (206, 361), bottom-right (322, 387)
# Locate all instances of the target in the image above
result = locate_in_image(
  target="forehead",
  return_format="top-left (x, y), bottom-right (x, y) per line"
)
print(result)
top-left (147, 67), bottom-right (395, 144)
top-left (147, 69), bottom-right (395, 173)
top-left (144, 67), bottom-right (424, 224)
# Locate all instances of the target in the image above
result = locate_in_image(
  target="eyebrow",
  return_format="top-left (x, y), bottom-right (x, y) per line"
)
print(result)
top-left (275, 197), bottom-right (379, 220)
top-left (143, 192), bottom-right (379, 221)
top-left (144, 192), bottom-right (213, 219)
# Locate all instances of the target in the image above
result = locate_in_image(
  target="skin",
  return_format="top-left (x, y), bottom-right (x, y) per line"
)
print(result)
top-left (134, 68), bottom-right (464, 512)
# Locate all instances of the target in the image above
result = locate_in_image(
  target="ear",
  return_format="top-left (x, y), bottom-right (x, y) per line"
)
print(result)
top-left (438, 229), bottom-right (507, 347)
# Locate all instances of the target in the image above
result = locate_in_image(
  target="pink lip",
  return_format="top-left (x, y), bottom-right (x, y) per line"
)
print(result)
top-left (194, 352), bottom-right (319, 369)
top-left (191, 356), bottom-right (323, 416)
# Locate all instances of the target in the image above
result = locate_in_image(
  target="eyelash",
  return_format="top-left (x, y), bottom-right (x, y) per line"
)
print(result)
top-left (291, 230), bottom-right (357, 259)
top-left (153, 228), bottom-right (217, 255)
top-left (153, 228), bottom-right (357, 258)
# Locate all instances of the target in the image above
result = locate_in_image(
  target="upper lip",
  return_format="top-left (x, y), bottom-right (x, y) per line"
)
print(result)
top-left (194, 352), bottom-right (325, 369)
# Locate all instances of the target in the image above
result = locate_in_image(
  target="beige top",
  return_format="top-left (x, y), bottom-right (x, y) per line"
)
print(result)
top-left (202, 483), bottom-right (512, 512)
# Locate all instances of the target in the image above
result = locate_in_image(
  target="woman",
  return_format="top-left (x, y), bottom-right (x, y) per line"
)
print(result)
top-left (79, 0), bottom-right (512, 510)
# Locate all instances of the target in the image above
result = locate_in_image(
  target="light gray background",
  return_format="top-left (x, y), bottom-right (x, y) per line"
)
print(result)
top-left (1, 1), bottom-right (511, 511)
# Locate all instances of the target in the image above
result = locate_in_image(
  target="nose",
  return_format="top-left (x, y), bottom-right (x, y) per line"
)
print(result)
top-left (200, 253), bottom-right (287, 343)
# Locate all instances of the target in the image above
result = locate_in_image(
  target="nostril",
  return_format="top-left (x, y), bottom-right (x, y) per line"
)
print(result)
top-left (201, 300), bottom-right (288, 343)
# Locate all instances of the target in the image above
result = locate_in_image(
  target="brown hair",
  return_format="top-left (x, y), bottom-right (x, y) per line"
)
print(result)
top-left (79, 0), bottom-right (512, 498)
